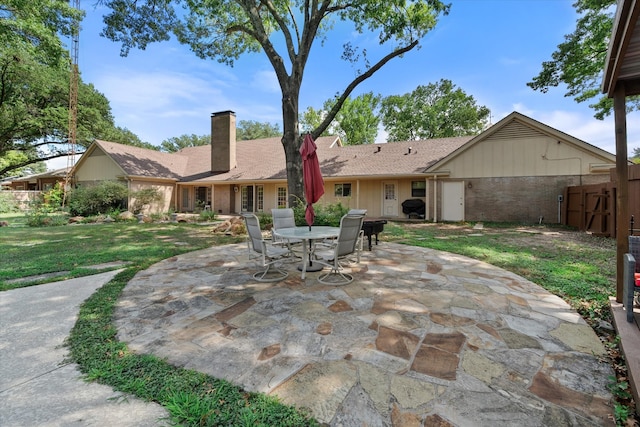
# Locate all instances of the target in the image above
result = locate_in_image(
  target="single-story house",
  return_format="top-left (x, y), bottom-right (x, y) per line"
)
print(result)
top-left (3, 168), bottom-right (69, 191)
top-left (71, 110), bottom-right (616, 223)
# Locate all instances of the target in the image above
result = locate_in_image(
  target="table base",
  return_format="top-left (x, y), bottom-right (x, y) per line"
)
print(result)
top-left (297, 263), bottom-right (324, 272)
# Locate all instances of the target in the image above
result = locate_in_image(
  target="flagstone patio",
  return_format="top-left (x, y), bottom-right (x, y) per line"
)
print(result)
top-left (113, 242), bottom-right (615, 426)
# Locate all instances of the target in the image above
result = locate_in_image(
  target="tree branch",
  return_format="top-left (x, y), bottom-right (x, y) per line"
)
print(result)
top-left (314, 39), bottom-right (419, 138)
top-left (0, 150), bottom-right (81, 177)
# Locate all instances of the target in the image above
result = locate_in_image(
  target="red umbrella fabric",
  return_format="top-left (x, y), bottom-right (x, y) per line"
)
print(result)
top-left (300, 133), bottom-right (324, 228)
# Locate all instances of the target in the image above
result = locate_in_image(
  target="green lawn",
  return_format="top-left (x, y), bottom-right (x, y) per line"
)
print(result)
top-left (0, 214), bottom-right (237, 290)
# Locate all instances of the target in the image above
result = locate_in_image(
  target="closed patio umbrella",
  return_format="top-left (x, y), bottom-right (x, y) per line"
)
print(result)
top-left (300, 133), bottom-right (324, 230)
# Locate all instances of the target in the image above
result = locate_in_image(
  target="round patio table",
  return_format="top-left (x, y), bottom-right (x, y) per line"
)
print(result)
top-left (272, 226), bottom-right (340, 279)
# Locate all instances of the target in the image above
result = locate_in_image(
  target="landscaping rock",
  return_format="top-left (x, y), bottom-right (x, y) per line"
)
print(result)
top-left (118, 211), bottom-right (134, 220)
top-left (212, 216), bottom-right (245, 235)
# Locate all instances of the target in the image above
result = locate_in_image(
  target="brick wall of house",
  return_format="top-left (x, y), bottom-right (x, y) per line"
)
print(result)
top-left (462, 174), bottom-right (610, 223)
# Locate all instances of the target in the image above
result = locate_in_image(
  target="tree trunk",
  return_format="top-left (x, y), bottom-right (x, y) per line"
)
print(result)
top-left (281, 85), bottom-right (304, 208)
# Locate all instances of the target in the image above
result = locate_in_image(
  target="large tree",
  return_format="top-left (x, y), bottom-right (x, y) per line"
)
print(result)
top-left (0, 0), bottom-right (146, 177)
top-left (528, 0), bottom-right (640, 120)
top-left (99, 0), bottom-right (450, 204)
top-left (380, 79), bottom-right (490, 141)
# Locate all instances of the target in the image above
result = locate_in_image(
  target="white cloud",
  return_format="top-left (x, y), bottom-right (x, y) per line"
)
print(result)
top-left (96, 70), bottom-right (227, 111)
top-left (250, 69), bottom-right (280, 93)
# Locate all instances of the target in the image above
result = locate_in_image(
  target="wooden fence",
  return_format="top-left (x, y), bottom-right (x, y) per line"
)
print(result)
top-left (564, 164), bottom-right (640, 237)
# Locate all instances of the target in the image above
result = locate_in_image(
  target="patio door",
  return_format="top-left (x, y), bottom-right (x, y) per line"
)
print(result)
top-left (382, 181), bottom-right (398, 216)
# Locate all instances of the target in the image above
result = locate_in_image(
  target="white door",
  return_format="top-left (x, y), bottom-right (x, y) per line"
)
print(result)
top-left (382, 181), bottom-right (398, 216)
top-left (442, 181), bottom-right (464, 221)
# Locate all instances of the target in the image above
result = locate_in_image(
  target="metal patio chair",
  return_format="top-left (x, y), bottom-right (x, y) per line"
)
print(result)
top-left (314, 213), bottom-right (365, 285)
top-left (242, 213), bottom-right (290, 282)
top-left (624, 217), bottom-right (640, 322)
top-left (271, 208), bottom-right (303, 257)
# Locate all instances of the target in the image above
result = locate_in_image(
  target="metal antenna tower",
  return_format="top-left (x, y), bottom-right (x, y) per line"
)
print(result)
top-left (63, 0), bottom-right (80, 205)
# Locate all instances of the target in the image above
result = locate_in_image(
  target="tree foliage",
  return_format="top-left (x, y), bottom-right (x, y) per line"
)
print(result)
top-left (301, 92), bottom-right (381, 144)
top-left (380, 79), bottom-right (490, 141)
top-left (99, 0), bottom-right (450, 204)
top-left (0, 0), bottom-right (147, 177)
top-left (236, 120), bottom-right (281, 141)
top-left (160, 134), bottom-right (209, 152)
top-left (528, 0), bottom-right (640, 120)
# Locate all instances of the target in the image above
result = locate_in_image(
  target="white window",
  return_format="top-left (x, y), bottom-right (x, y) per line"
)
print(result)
top-left (277, 186), bottom-right (287, 208)
top-left (256, 185), bottom-right (264, 212)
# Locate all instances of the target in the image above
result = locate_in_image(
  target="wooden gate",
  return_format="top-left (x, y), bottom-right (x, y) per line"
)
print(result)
top-left (564, 183), bottom-right (615, 237)
top-left (564, 164), bottom-right (640, 237)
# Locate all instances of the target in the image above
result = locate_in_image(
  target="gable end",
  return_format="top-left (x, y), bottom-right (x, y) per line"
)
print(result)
top-left (489, 120), bottom-right (545, 140)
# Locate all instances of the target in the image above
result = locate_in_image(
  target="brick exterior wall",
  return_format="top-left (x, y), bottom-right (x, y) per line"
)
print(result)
top-left (462, 175), bottom-right (610, 223)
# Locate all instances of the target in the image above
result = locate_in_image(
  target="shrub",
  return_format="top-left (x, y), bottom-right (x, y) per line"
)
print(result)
top-left (68, 181), bottom-right (129, 216)
top-left (292, 201), bottom-right (349, 227)
top-left (198, 210), bottom-right (217, 222)
top-left (25, 208), bottom-right (67, 227)
top-left (0, 192), bottom-right (18, 213)
top-left (41, 182), bottom-right (65, 211)
top-left (130, 188), bottom-right (163, 214)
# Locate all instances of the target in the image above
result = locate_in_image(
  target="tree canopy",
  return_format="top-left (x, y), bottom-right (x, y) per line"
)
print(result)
top-left (99, 0), bottom-right (450, 204)
top-left (380, 79), bottom-right (490, 141)
top-left (236, 120), bottom-right (281, 141)
top-left (160, 134), bottom-right (209, 153)
top-left (0, 0), bottom-right (149, 177)
top-left (528, 0), bottom-right (640, 120)
top-left (301, 92), bottom-right (381, 145)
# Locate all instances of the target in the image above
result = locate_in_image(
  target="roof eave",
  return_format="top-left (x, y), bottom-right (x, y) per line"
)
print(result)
top-left (602, 0), bottom-right (640, 97)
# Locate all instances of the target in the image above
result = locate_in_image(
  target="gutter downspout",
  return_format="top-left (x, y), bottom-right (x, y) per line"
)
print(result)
top-left (174, 183), bottom-right (178, 212)
top-left (433, 175), bottom-right (438, 223)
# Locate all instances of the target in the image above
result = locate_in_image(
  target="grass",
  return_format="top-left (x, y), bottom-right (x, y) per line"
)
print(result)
top-left (0, 215), bottom-right (233, 290)
top-left (0, 216), bottom-right (624, 425)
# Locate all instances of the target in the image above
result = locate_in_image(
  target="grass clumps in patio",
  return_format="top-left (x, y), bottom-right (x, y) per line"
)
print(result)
top-left (66, 268), bottom-right (318, 427)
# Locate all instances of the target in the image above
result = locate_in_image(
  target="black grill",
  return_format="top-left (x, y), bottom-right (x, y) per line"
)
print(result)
top-left (362, 219), bottom-right (387, 250)
top-left (401, 199), bottom-right (425, 217)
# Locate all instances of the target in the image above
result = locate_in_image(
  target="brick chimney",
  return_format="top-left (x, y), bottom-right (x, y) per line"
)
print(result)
top-left (211, 110), bottom-right (236, 172)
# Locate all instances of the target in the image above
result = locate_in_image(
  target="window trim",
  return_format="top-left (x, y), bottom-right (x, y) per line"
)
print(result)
top-left (411, 180), bottom-right (426, 198)
top-left (334, 183), bottom-right (352, 198)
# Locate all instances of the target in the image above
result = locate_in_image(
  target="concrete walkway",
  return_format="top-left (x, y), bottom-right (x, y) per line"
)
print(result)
top-left (113, 242), bottom-right (615, 426)
top-left (0, 271), bottom-right (168, 427)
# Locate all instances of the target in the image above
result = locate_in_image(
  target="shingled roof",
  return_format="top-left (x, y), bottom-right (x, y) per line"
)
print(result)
top-left (93, 140), bottom-right (189, 180)
top-left (86, 135), bottom-right (472, 184)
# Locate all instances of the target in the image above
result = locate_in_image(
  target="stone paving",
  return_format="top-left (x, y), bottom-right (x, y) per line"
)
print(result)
top-left (113, 242), bottom-right (615, 426)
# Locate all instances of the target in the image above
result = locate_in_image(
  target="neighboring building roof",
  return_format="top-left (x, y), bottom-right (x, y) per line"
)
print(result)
top-left (7, 168), bottom-right (69, 183)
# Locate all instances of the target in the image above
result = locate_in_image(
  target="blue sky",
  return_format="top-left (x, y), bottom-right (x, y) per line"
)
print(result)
top-left (49, 0), bottom-right (640, 168)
